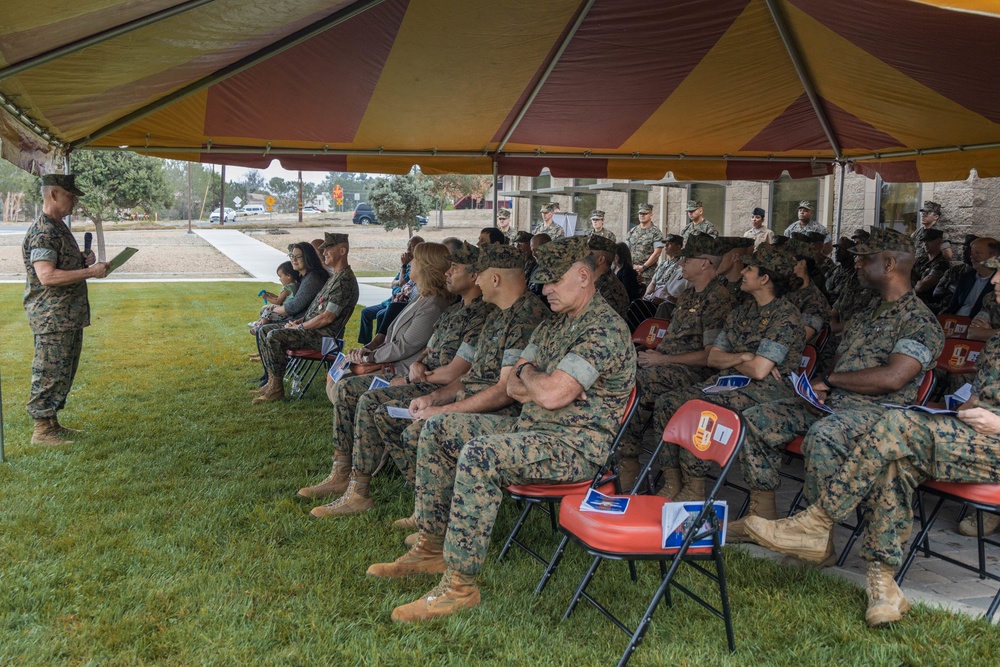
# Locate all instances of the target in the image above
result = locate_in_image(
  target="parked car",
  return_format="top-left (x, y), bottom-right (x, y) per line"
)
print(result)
top-left (352, 202), bottom-right (376, 225)
top-left (416, 215), bottom-right (428, 226)
top-left (209, 207), bottom-right (236, 223)
top-left (302, 205), bottom-right (322, 213)
top-left (241, 204), bottom-right (265, 216)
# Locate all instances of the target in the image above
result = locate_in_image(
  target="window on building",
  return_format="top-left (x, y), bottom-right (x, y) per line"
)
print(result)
top-left (627, 189), bottom-right (650, 232)
top-left (878, 180), bottom-right (921, 235)
top-left (688, 183), bottom-right (726, 233)
top-left (770, 176), bottom-right (821, 236)
top-left (529, 174), bottom-right (552, 232)
top-left (572, 179), bottom-right (598, 235)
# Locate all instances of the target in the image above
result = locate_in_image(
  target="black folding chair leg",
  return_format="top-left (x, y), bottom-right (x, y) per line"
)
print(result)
top-left (897, 496), bottom-right (946, 583)
top-left (562, 556), bottom-right (602, 621)
top-left (535, 534), bottom-right (570, 596)
top-left (497, 501), bottom-right (533, 562)
top-left (715, 543), bottom-right (737, 653)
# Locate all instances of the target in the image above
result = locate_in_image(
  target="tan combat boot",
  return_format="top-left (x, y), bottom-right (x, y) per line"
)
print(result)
top-left (390, 569), bottom-right (481, 623)
top-left (865, 561), bottom-right (911, 627)
top-left (674, 476), bottom-right (706, 502)
top-left (30, 418), bottom-right (71, 446)
top-left (310, 471), bottom-right (375, 518)
top-left (367, 533), bottom-right (447, 578)
top-left (958, 512), bottom-right (1000, 537)
top-left (743, 504), bottom-right (835, 564)
top-left (297, 455), bottom-right (352, 498)
top-left (394, 512), bottom-right (418, 531)
top-left (251, 376), bottom-right (284, 403)
top-left (655, 467), bottom-right (683, 500)
top-left (404, 532), bottom-right (420, 548)
top-left (49, 415), bottom-right (82, 436)
top-left (727, 491), bottom-right (777, 543)
top-left (617, 456), bottom-right (642, 492)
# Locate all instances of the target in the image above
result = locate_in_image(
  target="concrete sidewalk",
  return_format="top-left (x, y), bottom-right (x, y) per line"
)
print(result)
top-left (195, 229), bottom-right (391, 306)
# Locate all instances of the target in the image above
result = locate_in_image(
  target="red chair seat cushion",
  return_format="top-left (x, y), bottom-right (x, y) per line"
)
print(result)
top-left (921, 480), bottom-right (1000, 506)
top-left (507, 477), bottom-right (614, 500)
top-left (559, 494), bottom-right (712, 556)
top-left (785, 436), bottom-right (804, 456)
top-left (286, 349), bottom-right (325, 359)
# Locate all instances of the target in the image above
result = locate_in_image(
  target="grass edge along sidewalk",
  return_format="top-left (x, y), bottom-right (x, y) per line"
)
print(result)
top-left (0, 283), bottom-right (997, 666)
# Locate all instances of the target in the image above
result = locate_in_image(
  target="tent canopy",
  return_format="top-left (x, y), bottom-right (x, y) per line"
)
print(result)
top-left (2, 0), bottom-right (1000, 182)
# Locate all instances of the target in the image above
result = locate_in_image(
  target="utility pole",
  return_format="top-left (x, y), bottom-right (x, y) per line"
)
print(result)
top-left (220, 164), bottom-right (226, 226)
top-left (298, 171), bottom-right (303, 224)
top-left (186, 162), bottom-right (193, 234)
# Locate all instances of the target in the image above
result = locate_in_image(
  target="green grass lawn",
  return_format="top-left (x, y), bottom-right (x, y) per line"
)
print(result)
top-left (0, 283), bottom-right (998, 666)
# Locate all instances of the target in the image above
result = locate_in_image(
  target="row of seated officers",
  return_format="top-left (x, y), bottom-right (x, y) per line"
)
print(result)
top-left (247, 224), bottom-right (1000, 629)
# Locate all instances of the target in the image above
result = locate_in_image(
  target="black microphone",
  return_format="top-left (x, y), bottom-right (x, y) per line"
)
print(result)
top-left (84, 232), bottom-right (93, 253)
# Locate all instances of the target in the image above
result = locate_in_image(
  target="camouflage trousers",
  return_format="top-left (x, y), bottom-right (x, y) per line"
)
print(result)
top-left (415, 413), bottom-right (595, 575)
top-left (327, 373), bottom-right (386, 461)
top-left (27, 329), bottom-right (84, 419)
top-left (620, 363), bottom-right (707, 459)
top-left (653, 382), bottom-right (769, 478)
top-left (355, 381), bottom-right (435, 482)
top-left (740, 398), bottom-right (887, 501)
top-left (258, 323), bottom-right (325, 378)
top-left (818, 409), bottom-right (1000, 566)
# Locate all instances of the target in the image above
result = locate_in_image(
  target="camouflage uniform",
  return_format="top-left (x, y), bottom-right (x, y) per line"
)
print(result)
top-left (913, 252), bottom-right (951, 302)
top-left (658, 296), bottom-right (806, 476)
top-left (415, 293), bottom-right (636, 575)
top-left (931, 262), bottom-right (968, 312)
top-left (370, 292), bottom-right (548, 483)
top-left (784, 219), bottom-right (828, 240)
top-left (22, 215), bottom-right (90, 419)
top-left (824, 264), bottom-right (855, 304)
top-left (346, 297), bottom-right (495, 478)
top-left (627, 224), bottom-right (665, 283)
top-left (718, 275), bottom-right (751, 307)
top-left (681, 220), bottom-right (719, 242)
top-left (622, 278), bottom-right (735, 456)
top-left (740, 290), bottom-right (944, 499)
top-left (260, 265), bottom-right (359, 379)
top-left (815, 333), bottom-right (1000, 566)
top-left (787, 281), bottom-right (831, 340)
top-left (595, 271), bottom-right (629, 319)
top-left (498, 227), bottom-right (516, 245)
top-left (537, 221), bottom-right (565, 240)
top-left (591, 227), bottom-right (617, 243)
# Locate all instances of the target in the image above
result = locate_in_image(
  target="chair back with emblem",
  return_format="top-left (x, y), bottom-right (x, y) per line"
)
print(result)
top-left (798, 344), bottom-right (818, 379)
top-left (631, 318), bottom-right (670, 349)
top-left (557, 400), bottom-right (745, 662)
top-left (936, 338), bottom-right (984, 375)
top-left (937, 314), bottom-right (971, 339)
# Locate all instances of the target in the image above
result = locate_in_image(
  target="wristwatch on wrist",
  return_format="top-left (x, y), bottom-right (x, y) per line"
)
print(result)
top-left (516, 362), bottom-right (533, 379)
top-left (297, 323), bottom-right (304, 330)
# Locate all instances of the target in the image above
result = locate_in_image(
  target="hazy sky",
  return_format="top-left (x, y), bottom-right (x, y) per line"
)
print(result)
top-left (220, 160), bottom-right (329, 185)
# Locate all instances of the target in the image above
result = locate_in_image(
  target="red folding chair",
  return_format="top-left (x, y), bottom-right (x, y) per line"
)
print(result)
top-left (558, 400), bottom-right (745, 662)
top-left (631, 318), bottom-right (670, 350)
top-left (799, 344), bottom-right (818, 379)
top-left (937, 314), bottom-right (972, 340)
top-left (284, 345), bottom-right (340, 399)
top-left (496, 387), bottom-right (640, 594)
top-left (936, 338), bottom-right (984, 375)
top-left (813, 325), bottom-right (831, 354)
top-left (898, 481), bottom-right (1000, 621)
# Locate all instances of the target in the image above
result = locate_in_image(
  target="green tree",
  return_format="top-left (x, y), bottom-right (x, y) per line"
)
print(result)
top-left (71, 150), bottom-right (173, 260)
top-left (0, 157), bottom-right (36, 222)
top-left (243, 169), bottom-right (266, 194)
top-left (367, 174), bottom-right (431, 237)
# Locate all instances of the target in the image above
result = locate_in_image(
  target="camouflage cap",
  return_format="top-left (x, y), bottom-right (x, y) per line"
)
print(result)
top-left (805, 231), bottom-right (826, 243)
top-left (983, 256), bottom-right (1000, 270)
top-left (922, 228), bottom-right (945, 242)
top-left (40, 173), bottom-right (85, 196)
top-left (786, 235), bottom-right (816, 259)
top-left (851, 228), bottom-right (871, 241)
top-left (848, 226), bottom-right (915, 255)
top-left (318, 232), bottom-right (349, 249)
top-left (797, 200), bottom-right (814, 210)
top-left (496, 208), bottom-right (511, 220)
top-left (685, 199), bottom-right (702, 212)
top-left (476, 243), bottom-right (526, 271)
top-left (745, 242), bottom-right (796, 276)
top-left (637, 203), bottom-right (654, 214)
top-left (679, 232), bottom-right (721, 258)
top-left (590, 209), bottom-right (605, 220)
top-left (587, 233), bottom-right (617, 254)
top-left (919, 201), bottom-right (942, 215)
top-left (663, 233), bottom-right (684, 245)
top-left (533, 236), bottom-right (591, 283)
top-left (540, 202), bottom-right (557, 213)
top-left (446, 240), bottom-right (479, 265)
top-left (834, 236), bottom-right (857, 248)
top-left (513, 230), bottom-right (533, 244)
top-left (714, 236), bottom-right (753, 255)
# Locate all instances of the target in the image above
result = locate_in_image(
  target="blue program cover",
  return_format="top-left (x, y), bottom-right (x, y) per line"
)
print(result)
top-left (369, 376), bottom-right (390, 390)
top-left (661, 501), bottom-right (728, 548)
top-left (326, 352), bottom-right (350, 382)
top-left (579, 488), bottom-right (630, 515)
top-left (702, 374), bottom-right (750, 394)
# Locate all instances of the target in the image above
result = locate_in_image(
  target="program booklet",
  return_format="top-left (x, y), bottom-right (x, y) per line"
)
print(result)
top-left (662, 501), bottom-right (728, 549)
top-left (326, 352), bottom-right (350, 382)
top-left (106, 247), bottom-right (138, 274)
top-left (791, 371), bottom-right (835, 414)
top-left (579, 488), bottom-right (630, 515)
top-left (369, 376), bottom-right (390, 390)
top-left (702, 374), bottom-right (750, 394)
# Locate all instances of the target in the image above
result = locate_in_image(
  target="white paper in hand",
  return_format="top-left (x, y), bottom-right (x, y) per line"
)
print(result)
top-left (386, 406), bottom-right (415, 420)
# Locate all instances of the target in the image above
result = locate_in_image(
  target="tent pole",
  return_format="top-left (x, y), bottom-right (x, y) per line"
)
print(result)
top-left (72, 0), bottom-right (388, 149)
top-left (0, 0), bottom-right (215, 82)
top-left (835, 162), bottom-right (845, 240)
top-left (495, 0), bottom-right (597, 153)
top-left (492, 161), bottom-right (499, 227)
top-left (764, 0), bottom-right (842, 160)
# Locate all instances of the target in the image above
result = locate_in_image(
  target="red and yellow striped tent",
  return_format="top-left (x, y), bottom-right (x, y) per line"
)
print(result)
top-left (2, 0), bottom-right (1000, 182)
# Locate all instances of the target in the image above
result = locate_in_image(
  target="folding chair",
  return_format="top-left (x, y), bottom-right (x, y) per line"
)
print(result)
top-left (283, 337), bottom-right (343, 399)
top-left (898, 480), bottom-right (1000, 621)
top-left (783, 370), bottom-right (936, 565)
top-left (936, 337), bottom-right (983, 375)
top-left (497, 387), bottom-right (640, 595)
top-left (937, 314), bottom-right (972, 339)
top-left (558, 399), bottom-right (745, 663)
top-left (813, 325), bottom-right (831, 354)
top-left (632, 318), bottom-right (670, 350)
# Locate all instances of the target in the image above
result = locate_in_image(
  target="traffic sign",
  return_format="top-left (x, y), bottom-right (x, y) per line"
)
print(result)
top-left (265, 195), bottom-right (276, 211)
top-left (233, 196), bottom-right (243, 206)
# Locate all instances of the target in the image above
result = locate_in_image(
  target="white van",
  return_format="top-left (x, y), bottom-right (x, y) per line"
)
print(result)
top-left (242, 204), bottom-right (266, 216)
